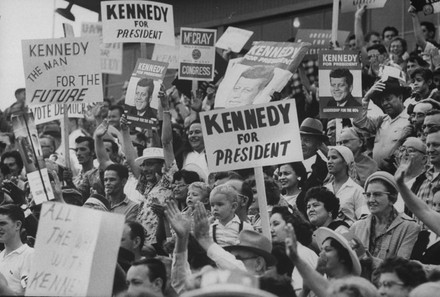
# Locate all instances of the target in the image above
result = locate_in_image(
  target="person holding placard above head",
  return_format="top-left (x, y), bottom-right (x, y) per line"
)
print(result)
top-left (353, 78), bottom-right (410, 171)
top-left (224, 65), bottom-right (274, 108)
top-left (326, 68), bottom-right (362, 108)
top-left (0, 204), bottom-right (34, 296)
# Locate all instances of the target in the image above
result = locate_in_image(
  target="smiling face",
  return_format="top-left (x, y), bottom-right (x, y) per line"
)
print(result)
top-left (135, 85), bottom-right (151, 111)
top-left (278, 164), bottom-right (299, 192)
top-left (426, 130), bottom-right (440, 166)
top-left (381, 93), bottom-right (404, 118)
top-left (320, 238), bottom-right (343, 275)
top-left (365, 181), bottom-right (393, 216)
top-left (227, 77), bottom-right (264, 107)
top-left (330, 77), bottom-right (352, 103)
top-left (188, 123), bottom-right (205, 152)
top-left (104, 170), bottom-right (125, 196)
top-left (173, 178), bottom-right (188, 202)
top-left (140, 160), bottom-right (163, 182)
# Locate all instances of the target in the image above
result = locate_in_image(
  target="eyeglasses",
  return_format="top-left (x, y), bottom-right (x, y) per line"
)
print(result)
top-left (368, 54), bottom-right (380, 60)
top-left (377, 281), bottom-right (405, 289)
top-left (362, 192), bottom-right (390, 199)
top-left (336, 139), bottom-right (358, 145)
top-left (398, 147), bottom-right (424, 155)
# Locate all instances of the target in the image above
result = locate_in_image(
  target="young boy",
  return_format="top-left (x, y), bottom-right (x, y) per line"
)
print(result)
top-left (185, 181), bottom-right (211, 214)
top-left (209, 184), bottom-right (253, 247)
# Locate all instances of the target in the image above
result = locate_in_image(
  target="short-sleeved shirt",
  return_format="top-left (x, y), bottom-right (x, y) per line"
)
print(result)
top-left (0, 244), bottom-right (34, 295)
top-left (209, 215), bottom-right (254, 247)
top-left (137, 162), bottom-right (178, 245)
top-left (111, 195), bottom-right (140, 221)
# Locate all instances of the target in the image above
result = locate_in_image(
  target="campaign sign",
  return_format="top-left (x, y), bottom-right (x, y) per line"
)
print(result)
top-left (22, 37), bottom-right (103, 106)
top-left (214, 42), bottom-right (310, 108)
top-left (26, 202), bottom-right (125, 296)
top-left (201, 100), bottom-right (303, 172)
top-left (152, 36), bottom-right (180, 69)
top-left (125, 58), bottom-right (168, 130)
top-left (81, 22), bottom-right (123, 75)
top-left (100, 0), bottom-right (175, 45)
top-left (215, 26), bottom-right (254, 53)
top-left (410, 0), bottom-right (440, 15)
top-left (341, 0), bottom-right (389, 13)
top-left (319, 50), bottom-right (362, 119)
top-left (30, 103), bottom-right (91, 125)
top-left (179, 27), bottom-right (217, 81)
top-left (296, 29), bottom-right (351, 60)
top-left (12, 113), bottom-right (54, 204)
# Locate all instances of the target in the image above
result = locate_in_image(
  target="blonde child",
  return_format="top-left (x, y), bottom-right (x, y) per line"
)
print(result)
top-left (184, 181), bottom-right (211, 215)
top-left (209, 184), bottom-right (253, 247)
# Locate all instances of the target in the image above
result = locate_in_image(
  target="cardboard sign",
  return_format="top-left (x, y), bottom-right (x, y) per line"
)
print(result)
top-left (100, 0), bottom-right (175, 45)
top-left (22, 37), bottom-right (103, 106)
top-left (125, 58), bottom-right (168, 130)
top-left (26, 202), bottom-right (125, 296)
top-left (12, 113), bottom-right (54, 204)
top-left (410, 0), bottom-right (440, 15)
top-left (29, 103), bottom-right (93, 125)
top-left (214, 42), bottom-right (310, 108)
top-left (215, 26), bottom-right (254, 53)
top-left (152, 36), bottom-right (180, 69)
top-left (296, 29), bottom-right (350, 60)
top-left (200, 100), bottom-right (303, 172)
top-left (81, 22), bottom-right (123, 75)
top-left (341, 0), bottom-right (389, 13)
top-left (318, 50), bottom-right (362, 118)
top-left (178, 27), bottom-right (217, 81)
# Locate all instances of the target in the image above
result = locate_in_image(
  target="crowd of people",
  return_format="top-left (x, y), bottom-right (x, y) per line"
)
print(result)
top-left (1, 4), bottom-right (440, 297)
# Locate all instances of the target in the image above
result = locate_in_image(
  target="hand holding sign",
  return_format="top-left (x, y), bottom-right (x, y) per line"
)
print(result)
top-left (94, 119), bottom-right (109, 138)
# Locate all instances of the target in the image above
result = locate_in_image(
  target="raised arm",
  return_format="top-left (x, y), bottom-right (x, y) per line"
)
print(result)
top-left (354, 5), bottom-right (367, 50)
top-left (93, 119), bottom-right (113, 170)
top-left (409, 5), bottom-right (427, 51)
top-left (120, 116), bottom-right (141, 178)
top-left (285, 224), bottom-right (329, 297)
top-left (395, 156), bottom-right (440, 236)
top-left (160, 86), bottom-right (175, 170)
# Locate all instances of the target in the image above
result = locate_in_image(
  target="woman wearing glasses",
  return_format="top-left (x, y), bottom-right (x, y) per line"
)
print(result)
top-left (350, 171), bottom-right (421, 262)
top-left (376, 256), bottom-right (427, 297)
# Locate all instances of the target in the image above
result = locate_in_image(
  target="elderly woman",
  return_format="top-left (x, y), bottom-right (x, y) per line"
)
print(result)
top-left (350, 171), bottom-right (421, 261)
top-left (325, 146), bottom-right (368, 224)
top-left (337, 127), bottom-right (378, 187)
top-left (304, 186), bottom-right (350, 234)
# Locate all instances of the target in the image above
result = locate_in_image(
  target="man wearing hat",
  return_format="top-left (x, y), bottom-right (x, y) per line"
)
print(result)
top-left (193, 202), bottom-right (276, 276)
top-left (353, 78), bottom-right (410, 171)
top-left (297, 117), bottom-right (329, 215)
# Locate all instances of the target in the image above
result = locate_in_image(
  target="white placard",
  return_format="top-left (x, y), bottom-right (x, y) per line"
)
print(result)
top-left (100, 0), bottom-right (175, 45)
top-left (215, 26), bottom-right (254, 53)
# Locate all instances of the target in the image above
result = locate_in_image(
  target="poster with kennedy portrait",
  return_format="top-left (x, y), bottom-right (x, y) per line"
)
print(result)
top-left (125, 59), bottom-right (168, 130)
top-left (214, 41), bottom-right (310, 108)
top-left (319, 50), bottom-right (362, 119)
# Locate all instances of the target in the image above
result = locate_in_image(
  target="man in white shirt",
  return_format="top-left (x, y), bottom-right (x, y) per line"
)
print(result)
top-left (0, 204), bottom-right (33, 295)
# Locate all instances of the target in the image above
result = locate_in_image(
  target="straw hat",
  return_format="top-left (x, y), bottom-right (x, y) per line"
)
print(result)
top-left (134, 147), bottom-right (164, 166)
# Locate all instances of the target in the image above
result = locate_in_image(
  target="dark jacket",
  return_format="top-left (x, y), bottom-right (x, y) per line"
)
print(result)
top-left (326, 93), bottom-right (362, 108)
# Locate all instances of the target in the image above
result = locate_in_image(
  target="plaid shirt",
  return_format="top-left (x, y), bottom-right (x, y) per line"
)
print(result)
top-left (416, 165), bottom-right (440, 207)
